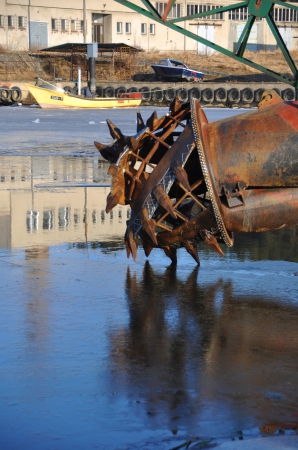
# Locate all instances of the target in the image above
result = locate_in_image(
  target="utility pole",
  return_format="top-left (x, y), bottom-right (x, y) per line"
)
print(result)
top-left (87, 43), bottom-right (97, 95)
top-left (28, 0), bottom-right (31, 50)
top-left (83, 0), bottom-right (87, 43)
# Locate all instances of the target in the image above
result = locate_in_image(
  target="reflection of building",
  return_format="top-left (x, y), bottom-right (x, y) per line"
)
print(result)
top-left (0, 155), bottom-right (129, 249)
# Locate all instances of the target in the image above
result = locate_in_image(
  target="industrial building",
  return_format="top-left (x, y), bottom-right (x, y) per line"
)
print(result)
top-left (0, 1), bottom-right (298, 53)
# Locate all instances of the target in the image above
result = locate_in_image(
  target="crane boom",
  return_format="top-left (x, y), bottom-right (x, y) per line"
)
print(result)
top-left (114, 0), bottom-right (298, 88)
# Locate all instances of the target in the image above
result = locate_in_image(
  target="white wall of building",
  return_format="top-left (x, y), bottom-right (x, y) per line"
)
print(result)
top-left (0, 1), bottom-right (298, 53)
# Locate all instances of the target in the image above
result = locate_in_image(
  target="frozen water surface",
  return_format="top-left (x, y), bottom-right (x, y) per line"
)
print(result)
top-left (0, 105), bottom-right (246, 154)
top-left (0, 106), bottom-right (298, 450)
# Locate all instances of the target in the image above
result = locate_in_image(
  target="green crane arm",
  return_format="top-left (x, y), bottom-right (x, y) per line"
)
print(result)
top-left (114, 0), bottom-right (298, 88)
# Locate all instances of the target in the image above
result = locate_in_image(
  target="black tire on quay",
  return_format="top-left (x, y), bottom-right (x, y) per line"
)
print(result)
top-left (254, 88), bottom-right (265, 103)
top-left (201, 88), bottom-right (214, 103)
top-left (151, 87), bottom-right (164, 103)
top-left (115, 86), bottom-right (127, 96)
top-left (139, 86), bottom-right (151, 101)
top-left (214, 87), bottom-right (227, 103)
top-left (282, 88), bottom-right (295, 101)
top-left (227, 88), bottom-right (240, 104)
top-left (0, 88), bottom-right (11, 101)
top-left (127, 86), bottom-right (139, 93)
top-left (273, 88), bottom-right (281, 97)
top-left (188, 87), bottom-right (201, 101)
top-left (10, 86), bottom-right (22, 102)
top-left (241, 87), bottom-right (254, 103)
top-left (164, 88), bottom-right (176, 102)
top-left (104, 86), bottom-right (115, 98)
top-left (63, 85), bottom-right (73, 94)
top-left (96, 86), bottom-right (103, 97)
top-left (176, 87), bottom-right (188, 102)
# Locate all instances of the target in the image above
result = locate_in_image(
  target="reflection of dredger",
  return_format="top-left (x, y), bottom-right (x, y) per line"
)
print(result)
top-left (95, 90), bottom-right (298, 264)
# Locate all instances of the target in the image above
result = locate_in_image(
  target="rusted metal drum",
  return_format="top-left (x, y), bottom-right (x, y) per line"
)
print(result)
top-left (195, 100), bottom-right (298, 192)
top-left (192, 99), bottom-right (298, 246)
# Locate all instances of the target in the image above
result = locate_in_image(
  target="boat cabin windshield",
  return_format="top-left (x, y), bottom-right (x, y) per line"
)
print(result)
top-left (169, 59), bottom-right (186, 68)
top-left (158, 59), bottom-right (187, 68)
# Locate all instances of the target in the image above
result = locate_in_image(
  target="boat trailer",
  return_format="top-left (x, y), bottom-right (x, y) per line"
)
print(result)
top-left (95, 91), bottom-right (298, 264)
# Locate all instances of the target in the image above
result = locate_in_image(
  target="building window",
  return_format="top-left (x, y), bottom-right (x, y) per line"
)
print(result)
top-left (125, 22), bottom-right (131, 33)
top-left (80, 20), bottom-right (84, 31)
top-left (58, 207), bottom-right (70, 229)
top-left (18, 16), bottom-right (26, 28)
top-left (271, 7), bottom-right (298, 22)
top-left (71, 20), bottom-right (76, 31)
top-left (116, 21), bottom-right (122, 33)
top-left (52, 18), bottom-right (58, 30)
top-left (187, 4), bottom-right (223, 20)
top-left (61, 19), bottom-right (68, 31)
top-left (43, 211), bottom-right (54, 230)
top-left (149, 23), bottom-right (155, 34)
top-left (156, 2), bottom-right (181, 18)
top-left (92, 210), bottom-right (98, 224)
top-left (229, 7), bottom-right (248, 21)
top-left (26, 211), bottom-right (39, 233)
top-left (0, 15), bottom-right (4, 27)
top-left (7, 15), bottom-right (15, 27)
top-left (141, 23), bottom-right (147, 34)
top-left (74, 212), bottom-right (80, 226)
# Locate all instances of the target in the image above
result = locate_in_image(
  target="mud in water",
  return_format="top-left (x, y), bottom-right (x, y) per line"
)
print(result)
top-left (0, 107), bottom-right (298, 450)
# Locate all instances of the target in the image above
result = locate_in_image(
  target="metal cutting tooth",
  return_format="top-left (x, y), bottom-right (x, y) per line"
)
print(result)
top-left (169, 96), bottom-right (182, 113)
top-left (146, 110), bottom-right (158, 131)
top-left (94, 141), bottom-right (107, 153)
top-left (138, 208), bottom-right (158, 245)
top-left (106, 154), bottom-right (129, 212)
top-left (171, 160), bottom-right (191, 192)
top-left (129, 136), bottom-right (140, 151)
top-left (162, 246), bottom-right (177, 265)
top-left (126, 229), bottom-right (138, 261)
top-left (142, 218), bottom-right (157, 245)
top-left (142, 238), bottom-right (154, 257)
top-left (107, 119), bottom-right (125, 141)
top-left (94, 138), bottom-right (126, 163)
top-left (106, 189), bottom-right (122, 214)
top-left (136, 110), bottom-right (145, 132)
top-left (199, 229), bottom-right (224, 256)
top-left (153, 185), bottom-right (177, 219)
top-left (182, 240), bottom-right (200, 265)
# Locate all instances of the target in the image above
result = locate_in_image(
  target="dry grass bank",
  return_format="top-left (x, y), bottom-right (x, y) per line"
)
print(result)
top-left (0, 48), bottom-right (297, 83)
top-left (139, 48), bottom-right (298, 81)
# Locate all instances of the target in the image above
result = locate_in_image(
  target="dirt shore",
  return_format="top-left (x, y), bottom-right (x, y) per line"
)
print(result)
top-left (0, 49), bottom-right (297, 84)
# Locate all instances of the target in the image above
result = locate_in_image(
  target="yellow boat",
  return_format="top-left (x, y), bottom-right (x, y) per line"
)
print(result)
top-left (25, 84), bottom-right (142, 109)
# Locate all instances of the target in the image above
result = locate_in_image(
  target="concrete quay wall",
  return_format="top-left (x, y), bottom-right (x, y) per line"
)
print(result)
top-left (1, 80), bottom-right (296, 107)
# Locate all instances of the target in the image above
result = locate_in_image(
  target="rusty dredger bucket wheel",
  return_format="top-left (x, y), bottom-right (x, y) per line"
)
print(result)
top-left (95, 92), bottom-right (298, 265)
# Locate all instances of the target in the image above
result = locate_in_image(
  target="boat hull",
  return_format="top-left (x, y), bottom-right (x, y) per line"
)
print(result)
top-left (151, 65), bottom-right (204, 82)
top-left (25, 84), bottom-right (142, 109)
